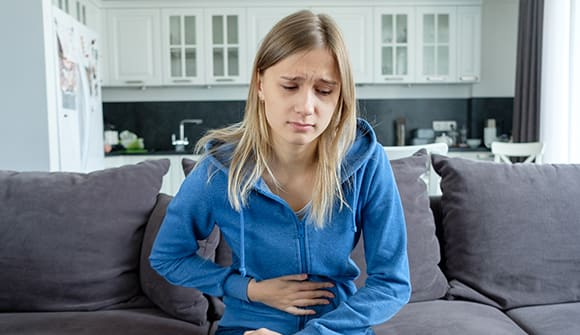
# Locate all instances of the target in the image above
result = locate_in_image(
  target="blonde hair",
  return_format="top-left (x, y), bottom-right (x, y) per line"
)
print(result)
top-left (196, 10), bottom-right (357, 228)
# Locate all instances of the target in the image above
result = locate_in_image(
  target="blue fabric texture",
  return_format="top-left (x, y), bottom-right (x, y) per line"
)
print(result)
top-left (150, 119), bottom-right (411, 334)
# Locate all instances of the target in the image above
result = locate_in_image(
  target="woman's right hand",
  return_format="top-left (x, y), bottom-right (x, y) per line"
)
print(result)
top-left (247, 274), bottom-right (335, 315)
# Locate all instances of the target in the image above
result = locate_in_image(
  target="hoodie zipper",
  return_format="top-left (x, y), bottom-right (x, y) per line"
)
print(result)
top-left (296, 217), bottom-right (308, 330)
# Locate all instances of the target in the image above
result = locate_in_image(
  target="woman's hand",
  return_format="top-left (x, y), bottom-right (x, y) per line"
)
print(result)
top-left (243, 328), bottom-right (282, 335)
top-left (247, 274), bottom-right (334, 315)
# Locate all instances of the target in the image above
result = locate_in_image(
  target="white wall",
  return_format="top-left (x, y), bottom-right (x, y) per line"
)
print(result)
top-left (472, 0), bottom-right (519, 97)
top-left (0, 0), bottom-right (59, 171)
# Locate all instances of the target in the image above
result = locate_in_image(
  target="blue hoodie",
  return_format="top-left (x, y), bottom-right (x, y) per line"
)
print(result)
top-left (150, 118), bottom-right (411, 335)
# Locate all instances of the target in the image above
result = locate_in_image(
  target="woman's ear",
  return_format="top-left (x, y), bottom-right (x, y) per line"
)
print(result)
top-left (257, 74), bottom-right (265, 101)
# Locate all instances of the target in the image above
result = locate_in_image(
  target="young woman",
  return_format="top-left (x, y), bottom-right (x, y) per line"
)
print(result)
top-left (150, 10), bottom-right (411, 335)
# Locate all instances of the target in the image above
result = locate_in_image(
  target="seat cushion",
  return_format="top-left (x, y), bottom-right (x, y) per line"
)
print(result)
top-left (507, 302), bottom-right (580, 335)
top-left (0, 308), bottom-right (210, 335)
top-left (374, 300), bottom-right (526, 335)
top-left (140, 193), bottom-right (221, 325)
top-left (0, 160), bottom-right (169, 312)
top-left (432, 155), bottom-right (580, 309)
top-left (352, 149), bottom-right (449, 302)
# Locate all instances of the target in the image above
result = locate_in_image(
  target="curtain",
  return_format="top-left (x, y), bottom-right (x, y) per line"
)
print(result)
top-left (512, 0), bottom-right (544, 142)
top-left (540, 0), bottom-right (580, 163)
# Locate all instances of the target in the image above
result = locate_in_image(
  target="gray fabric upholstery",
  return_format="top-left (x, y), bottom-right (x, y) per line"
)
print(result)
top-left (0, 160), bottom-right (169, 312)
top-left (374, 300), bottom-right (526, 335)
top-left (0, 308), bottom-right (209, 335)
top-left (507, 302), bottom-right (580, 335)
top-left (353, 149), bottom-right (448, 302)
top-left (432, 155), bottom-right (580, 310)
top-left (140, 193), bottom-right (221, 325)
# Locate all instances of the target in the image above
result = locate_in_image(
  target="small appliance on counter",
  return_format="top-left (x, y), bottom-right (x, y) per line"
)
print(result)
top-left (410, 128), bottom-right (435, 145)
top-left (484, 118), bottom-right (497, 148)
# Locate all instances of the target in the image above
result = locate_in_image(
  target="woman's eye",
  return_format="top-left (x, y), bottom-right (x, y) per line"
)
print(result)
top-left (282, 85), bottom-right (297, 91)
top-left (317, 89), bottom-right (332, 96)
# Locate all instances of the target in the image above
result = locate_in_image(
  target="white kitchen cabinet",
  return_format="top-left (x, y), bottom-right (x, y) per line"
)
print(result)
top-left (161, 9), bottom-right (205, 85)
top-left (104, 154), bottom-right (199, 195)
top-left (312, 7), bottom-right (374, 84)
top-left (106, 9), bottom-right (162, 87)
top-left (456, 6), bottom-right (481, 82)
top-left (416, 6), bottom-right (457, 83)
top-left (204, 8), bottom-right (248, 85)
top-left (374, 7), bottom-right (415, 83)
top-left (447, 150), bottom-right (493, 161)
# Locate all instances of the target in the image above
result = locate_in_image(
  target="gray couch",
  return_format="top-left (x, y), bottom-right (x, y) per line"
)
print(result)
top-left (1, 152), bottom-right (579, 335)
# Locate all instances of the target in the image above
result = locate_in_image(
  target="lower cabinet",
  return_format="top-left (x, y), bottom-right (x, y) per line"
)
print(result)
top-left (104, 154), bottom-right (199, 195)
top-left (447, 150), bottom-right (493, 161)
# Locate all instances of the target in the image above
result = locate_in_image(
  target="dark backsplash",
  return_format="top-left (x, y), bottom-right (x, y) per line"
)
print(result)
top-left (103, 97), bottom-right (513, 151)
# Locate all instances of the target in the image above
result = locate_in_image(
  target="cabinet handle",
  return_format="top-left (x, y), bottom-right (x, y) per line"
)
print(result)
top-left (214, 78), bottom-right (235, 82)
top-left (384, 77), bottom-right (404, 81)
top-left (124, 80), bottom-right (145, 85)
top-left (172, 79), bottom-right (192, 83)
top-left (426, 76), bottom-right (445, 81)
top-left (459, 75), bottom-right (479, 81)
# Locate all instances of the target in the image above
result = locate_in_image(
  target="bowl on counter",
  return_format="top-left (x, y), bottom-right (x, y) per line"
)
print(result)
top-left (466, 138), bottom-right (482, 148)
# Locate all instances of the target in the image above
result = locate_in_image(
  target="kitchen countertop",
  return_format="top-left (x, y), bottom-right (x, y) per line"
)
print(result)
top-left (105, 146), bottom-right (490, 157)
top-left (105, 149), bottom-right (196, 156)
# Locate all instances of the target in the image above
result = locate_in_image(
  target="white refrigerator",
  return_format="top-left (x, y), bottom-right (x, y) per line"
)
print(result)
top-left (52, 7), bottom-right (104, 172)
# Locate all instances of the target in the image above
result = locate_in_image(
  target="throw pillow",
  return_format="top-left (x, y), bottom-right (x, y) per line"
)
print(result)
top-left (432, 155), bottom-right (580, 310)
top-left (0, 159), bottom-right (169, 312)
top-left (352, 149), bottom-right (449, 302)
top-left (140, 193), bottom-right (221, 325)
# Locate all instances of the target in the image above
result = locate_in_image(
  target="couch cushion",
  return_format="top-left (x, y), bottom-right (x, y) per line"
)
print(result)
top-left (373, 300), bottom-right (526, 335)
top-left (140, 193), bottom-right (221, 325)
top-left (432, 155), bottom-right (580, 309)
top-left (0, 160), bottom-right (169, 312)
top-left (0, 308), bottom-right (210, 335)
top-left (353, 149), bottom-right (448, 302)
top-left (507, 302), bottom-right (580, 335)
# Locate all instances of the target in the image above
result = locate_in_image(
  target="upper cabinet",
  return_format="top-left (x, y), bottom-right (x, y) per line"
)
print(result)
top-left (416, 6), bottom-right (457, 83)
top-left (456, 6), bottom-right (482, 82)
top-left (313, 7), bottom-right (374, 84)
top-left (374, 7), bottom-right (416, 83)
top-left (204, 8), bottom-right (248, 84)
top-left (161, 9), bottom-right (204, 85)
top-left (100, 1), bottom-right (482, 87)
top-left (106, 9), bottom-right (162, 86)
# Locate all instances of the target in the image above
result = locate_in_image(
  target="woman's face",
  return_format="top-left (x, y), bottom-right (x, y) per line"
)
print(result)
top-left (258, 48), bottom-right (341, 152)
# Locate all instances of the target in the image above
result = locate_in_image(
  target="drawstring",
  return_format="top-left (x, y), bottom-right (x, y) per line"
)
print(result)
top-left (351, 173), bottom-right (359, 232)
top-left (239, 209), bottom-right (247, 277)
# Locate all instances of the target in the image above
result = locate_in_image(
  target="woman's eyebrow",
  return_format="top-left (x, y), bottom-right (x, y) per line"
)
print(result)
top-left (280, 76), bottom-right (337, 86)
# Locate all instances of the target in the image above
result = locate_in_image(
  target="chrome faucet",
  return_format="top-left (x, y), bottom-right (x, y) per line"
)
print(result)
top-left (172, 118), bottom-right (203, 152)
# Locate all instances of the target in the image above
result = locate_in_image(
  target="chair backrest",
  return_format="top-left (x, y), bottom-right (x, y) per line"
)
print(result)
top-left (383, 143), bottom-right (448, 196)
top-left (491, 141), bottom-right (544, 164)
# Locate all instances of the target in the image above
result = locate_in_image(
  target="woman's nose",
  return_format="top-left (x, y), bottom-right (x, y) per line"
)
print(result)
top-left (295, 89), bottom-right (315, 115)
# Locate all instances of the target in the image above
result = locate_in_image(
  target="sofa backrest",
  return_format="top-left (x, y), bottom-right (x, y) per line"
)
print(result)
top-left (0, 160), bottom-right (169, 312)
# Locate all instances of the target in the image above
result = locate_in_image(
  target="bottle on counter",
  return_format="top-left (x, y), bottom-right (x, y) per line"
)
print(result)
top-left (448, 124), bottom-right (458, 147)
top-left (459, 124), bottom-right (468, 147)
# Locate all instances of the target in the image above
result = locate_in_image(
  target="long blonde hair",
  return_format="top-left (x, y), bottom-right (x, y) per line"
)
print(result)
top-left (196, 10), bottom-right (357, 228)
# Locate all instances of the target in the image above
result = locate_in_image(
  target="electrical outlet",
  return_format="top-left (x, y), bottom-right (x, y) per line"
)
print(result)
top-left (432, 120), bottom-right (457, 132)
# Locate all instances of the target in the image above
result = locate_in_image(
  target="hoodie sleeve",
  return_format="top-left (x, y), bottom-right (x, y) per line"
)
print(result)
top-left (149, 159), bottom-right (251, 302)
top-left (296, 144), bottom-right (411, 335)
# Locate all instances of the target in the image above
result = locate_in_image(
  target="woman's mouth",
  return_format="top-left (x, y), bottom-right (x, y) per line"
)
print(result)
top-left (288, 121), bottom-right (314, 132)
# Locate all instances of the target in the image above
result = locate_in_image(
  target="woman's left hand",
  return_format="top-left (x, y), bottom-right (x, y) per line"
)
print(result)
top-left (243, 328), bottom-right (282, 335)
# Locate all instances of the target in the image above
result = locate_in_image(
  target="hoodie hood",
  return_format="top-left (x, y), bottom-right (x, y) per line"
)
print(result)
top-left (203, 118), bottom-right (378, 186)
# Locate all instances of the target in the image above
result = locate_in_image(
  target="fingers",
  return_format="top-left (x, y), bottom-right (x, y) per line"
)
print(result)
top-left (284, 306), bottom-right (317, 316)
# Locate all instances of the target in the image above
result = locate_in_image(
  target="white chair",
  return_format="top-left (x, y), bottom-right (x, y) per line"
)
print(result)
top-left (383, 143), bottom-right (448, 196)
top-left (491, 141), bottom-right (544, 164)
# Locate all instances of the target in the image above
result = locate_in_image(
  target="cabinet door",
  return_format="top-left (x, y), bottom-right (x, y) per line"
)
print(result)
top-left (456, 6), bottom-right (481, 82)
top-left (416, 6), bottom-right (456, 83)
top-left (161, 9), bottom-right (204, 85)
top-left (204, 8), bottom-right (247, 85)
top-left (106, 9), bottom-right (162, 86)
top-left (247, 7), bottom-right (300, 74)
top-left (374, 7), bottom-right (415, 83)
top-left (313, 7), bottom-right (374, 84)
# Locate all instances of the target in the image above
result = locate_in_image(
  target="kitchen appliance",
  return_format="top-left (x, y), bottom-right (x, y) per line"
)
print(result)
top-left (52, 7), bottom-right (103, 172)
top-left (483, 118), bottom-right (497, 149)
